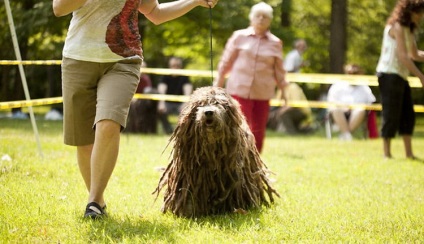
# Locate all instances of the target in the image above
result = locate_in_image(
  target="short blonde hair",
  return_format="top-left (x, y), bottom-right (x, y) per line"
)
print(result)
top-left (249, 2), bottom-right (273, 20)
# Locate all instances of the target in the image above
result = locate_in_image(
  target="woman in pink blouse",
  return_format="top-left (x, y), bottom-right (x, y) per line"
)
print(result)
top-left (214, 2), bottom-right (288, 153)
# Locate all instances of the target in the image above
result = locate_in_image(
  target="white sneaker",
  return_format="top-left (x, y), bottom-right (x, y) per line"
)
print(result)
top-left (339, 132), bottom-right (352, 141)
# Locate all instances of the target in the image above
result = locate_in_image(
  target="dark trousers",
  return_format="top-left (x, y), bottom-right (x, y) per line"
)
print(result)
top-left (126, 99), bottom-right (158, 134)
top-left (280, 108), bottom-right (308, 134)
top-left (378, 73), bottom-right (415, 138)
top-left (268, 107), bottom-right (309, 134)
top-left (158, 102), bottom-right (182, 134)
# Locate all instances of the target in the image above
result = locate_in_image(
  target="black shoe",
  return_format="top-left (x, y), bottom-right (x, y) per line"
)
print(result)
top-left (84, 202), bottom-right (107, 219)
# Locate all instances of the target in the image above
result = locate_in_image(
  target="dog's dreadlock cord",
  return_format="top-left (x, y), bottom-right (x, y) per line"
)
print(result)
top-left (209, 6), bottom-right (214, 83)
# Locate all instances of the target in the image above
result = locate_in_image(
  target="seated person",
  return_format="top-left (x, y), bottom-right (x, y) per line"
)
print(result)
top-left (158, 57), bottom-right (193, 134)
top-left (268, 83), bottom-right (314, 135)
top-left (327, 64), bottom-right (376, 141)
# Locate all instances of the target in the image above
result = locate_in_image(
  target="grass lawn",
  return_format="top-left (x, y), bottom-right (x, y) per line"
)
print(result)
top-left (0, 115), bottom-right (423, 243)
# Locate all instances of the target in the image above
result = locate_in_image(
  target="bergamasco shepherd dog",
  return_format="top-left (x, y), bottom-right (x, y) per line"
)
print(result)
top-left (154, 86), bottom-right (279, 218)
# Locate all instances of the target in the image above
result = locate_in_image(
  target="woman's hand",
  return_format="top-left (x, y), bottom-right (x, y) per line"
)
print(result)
top-left (140, 0), bottom-right (219, 25)
top-left (198, 0), bottom-right (219, 8)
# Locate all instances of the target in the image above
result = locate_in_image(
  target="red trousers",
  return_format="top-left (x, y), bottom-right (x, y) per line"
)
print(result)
top-left (232, 96), bottom-right (270, 153)
top-left (367, 110), bottom-right (379, 139)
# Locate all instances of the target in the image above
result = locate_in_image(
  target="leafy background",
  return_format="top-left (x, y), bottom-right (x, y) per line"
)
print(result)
top-left (2, 0), bottom-right (423, 104)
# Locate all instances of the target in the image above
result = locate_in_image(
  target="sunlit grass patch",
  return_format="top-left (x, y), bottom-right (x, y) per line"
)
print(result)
top-left (1, 118), bottom-right (423, 243)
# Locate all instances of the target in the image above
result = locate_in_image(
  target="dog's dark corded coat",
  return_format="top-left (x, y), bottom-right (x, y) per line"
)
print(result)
top-left (154, 86), bottom-right (279, 217)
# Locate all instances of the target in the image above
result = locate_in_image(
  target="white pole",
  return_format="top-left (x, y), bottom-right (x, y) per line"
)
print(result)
top-left (4, 0), bottom-right (43, 158)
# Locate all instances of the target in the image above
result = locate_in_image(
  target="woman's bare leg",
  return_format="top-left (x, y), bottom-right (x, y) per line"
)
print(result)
top-left (383, 137), bottom-right (392, 159)
top-left (88, 119), bottom-right (121, 207)
top-left (77, 144), bottom-right (93, 191)
top-left (348, 109), bottom-right (366, 132)
top-left (331, 109), bottom-right (349, 133)
top-left (402, 135), bottom-right (414, 158)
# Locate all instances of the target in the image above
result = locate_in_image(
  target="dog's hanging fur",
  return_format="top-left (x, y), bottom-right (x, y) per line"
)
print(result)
top-left (153, 86), bottom-right (279, 217)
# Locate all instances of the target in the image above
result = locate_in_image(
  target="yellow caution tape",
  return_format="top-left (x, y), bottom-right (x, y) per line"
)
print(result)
top-left (2, 94), bottom-right (424, 113)
top-left (270, 99), bottom-right (424, 112)
top-left (0, 97), bottom-right (63, 110)
top-left (1, 60), bottom-right (423, 111)
top-left (1, 60), bottom-right (422, 87)
top-left (133, 93), bottom-right (189, 102)
top-left (140, 67), bottom-right (216, 78)
top-left (0, 60), bottom-right (62, 65)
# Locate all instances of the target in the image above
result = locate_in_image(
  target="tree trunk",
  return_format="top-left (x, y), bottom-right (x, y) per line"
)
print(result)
top-left (329, 0), bottom-right (347, 74)
top-left (281, 0), bottom-right (291, 27)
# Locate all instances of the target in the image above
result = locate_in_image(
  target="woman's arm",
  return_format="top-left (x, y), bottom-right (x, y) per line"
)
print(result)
top-left (213, 33), bottom-right (238, 87)
top-left (52, 0), bottom-right (87, 17)
top-left (139, 0), bottom-right (216, 25)
top-left (408, 33), bottom-right (424, 62)
top-left (275, 42), bottom-right (288, 94)
top-left (275, 63), bottom-right (288, 104)
top-left (393, 23), bottom-right (424, 81)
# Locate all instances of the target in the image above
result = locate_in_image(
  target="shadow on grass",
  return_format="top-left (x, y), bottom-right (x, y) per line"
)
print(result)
top-left (85, 217), bottom-right (176, 242)
top-left (83, 207), bottom-right (267, 242)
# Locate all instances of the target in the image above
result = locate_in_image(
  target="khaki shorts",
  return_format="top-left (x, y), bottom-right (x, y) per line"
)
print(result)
top-left (62, 57), bottom-right (141, 146)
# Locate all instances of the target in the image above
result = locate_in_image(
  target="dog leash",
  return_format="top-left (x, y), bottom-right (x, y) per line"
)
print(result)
top-left (209, 7), bottom-right (213, 83)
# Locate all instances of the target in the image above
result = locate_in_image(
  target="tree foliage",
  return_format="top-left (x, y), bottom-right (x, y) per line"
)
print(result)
top-left (0, 0), bottom-right (422, 101)
top-left (0, 0), bottom-right (67, 101)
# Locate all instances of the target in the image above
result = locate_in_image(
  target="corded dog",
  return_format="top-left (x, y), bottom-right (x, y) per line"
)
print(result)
top-left (154, 86), bottom-right (279, 218)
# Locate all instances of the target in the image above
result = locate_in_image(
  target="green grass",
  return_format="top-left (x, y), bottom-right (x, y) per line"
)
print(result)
top-left (1, 117), bottom-right (424, 243)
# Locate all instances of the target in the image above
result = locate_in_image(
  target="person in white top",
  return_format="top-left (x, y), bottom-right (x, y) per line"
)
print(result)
top-left (52, 0), bottom-right (219, 219)
top-left (327, 64), bottom-right (376, 141)
top-left (284, 39), bottom-right (308, 73)
top-left (376, 0), bottom-right (424, 160)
